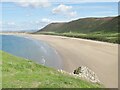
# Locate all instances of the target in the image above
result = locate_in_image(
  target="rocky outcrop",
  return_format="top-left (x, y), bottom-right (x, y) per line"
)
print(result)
top-left (58, 66), bottom-right (100, 83)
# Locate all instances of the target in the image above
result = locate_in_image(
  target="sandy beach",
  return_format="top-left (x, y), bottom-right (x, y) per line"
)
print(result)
top-left (29, 34), bottom-right (118, 88)
top-left (1, 33), bottom-right (118, 88)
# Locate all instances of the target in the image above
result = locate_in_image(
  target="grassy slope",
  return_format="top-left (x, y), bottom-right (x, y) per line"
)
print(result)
top-left (2, 51), bottom-right (101, 88)
top-left (38, 16), bottom-right (119, 33)
top-left (35, 16), bottom-right (119, 44)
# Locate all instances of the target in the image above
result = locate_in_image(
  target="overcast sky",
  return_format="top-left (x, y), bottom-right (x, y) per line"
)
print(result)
top-left (0, 0), bottom-right (119, 31)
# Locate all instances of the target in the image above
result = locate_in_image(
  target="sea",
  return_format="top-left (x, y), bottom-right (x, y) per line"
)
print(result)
top-left (1, 35), bottom-right (62, 69)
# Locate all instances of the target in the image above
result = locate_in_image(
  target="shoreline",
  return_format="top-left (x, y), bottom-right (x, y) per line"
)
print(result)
top-left (1, 33), bottom-right (118, 88)
top-left (0, 32), bottom-right (118, 46)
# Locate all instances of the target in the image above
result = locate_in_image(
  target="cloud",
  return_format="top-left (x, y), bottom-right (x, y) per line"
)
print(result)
top-left (2, 21), bottom-right (16, 28)
top-left (41, 18), bottom-right (69, 23)
top-left (68, 11), bottom-right (77, 17)
top-left (52, 4), bottom-right (77, 17)
top-left (28, 19), bottom-right (51, 30)
top-left (41, 18), bottom-right (51, 23)
top-left (52, 4), bottom-right (72, 13)
top-left (1, 21), bottom-right (17, 31)
top-left (30, 18), bottom-right (51, 25)
top-left (7, 22), bottom-right (15, 25)
top-left (1, 0), bottom-right (51, 8)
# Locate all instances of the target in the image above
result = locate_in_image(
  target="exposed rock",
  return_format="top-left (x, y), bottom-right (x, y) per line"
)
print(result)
top-left (58, 66), bottom-right (100, 83)
top-left (73, 66), bottom-right (100, 83)
top-left (73, 67), bottom-right (82, 74)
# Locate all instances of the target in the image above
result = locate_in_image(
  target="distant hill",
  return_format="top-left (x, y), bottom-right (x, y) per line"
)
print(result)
top-left (37, 16), bottom-right (119, 33)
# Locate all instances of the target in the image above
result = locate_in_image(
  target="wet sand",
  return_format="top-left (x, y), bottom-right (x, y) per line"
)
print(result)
top-left (1, 33), bottom-right (118, 88)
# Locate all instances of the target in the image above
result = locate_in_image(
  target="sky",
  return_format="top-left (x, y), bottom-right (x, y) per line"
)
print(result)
top-left (0, 0), bottom-right (119, 31)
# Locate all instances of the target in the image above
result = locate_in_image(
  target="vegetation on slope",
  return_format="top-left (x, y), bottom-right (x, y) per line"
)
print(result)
top-left (36, 32), bottom-right (119, 44)
top-left (37, 16), bottom-right (119, 33)
top-left (2, 51), bottom-right (101, 88)
top-left (35, 16), bottom-right (119, 44)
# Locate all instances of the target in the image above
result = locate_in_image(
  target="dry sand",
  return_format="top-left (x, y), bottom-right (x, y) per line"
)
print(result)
top-left (29, 34), bottom-right (118, 88)
top-left (1, 33), bottom-right (118, 88)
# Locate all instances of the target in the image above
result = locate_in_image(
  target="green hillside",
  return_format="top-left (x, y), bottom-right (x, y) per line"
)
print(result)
top-left (1, 51), bottom-right (101, 88)
top-left (37, 16), bottom-right (119, 33)
top-left (35, 16), bottom-right (119, 44)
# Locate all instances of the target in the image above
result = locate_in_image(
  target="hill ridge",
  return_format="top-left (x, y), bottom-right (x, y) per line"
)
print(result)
top-left (37, 16), bottom-right (119, 33)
